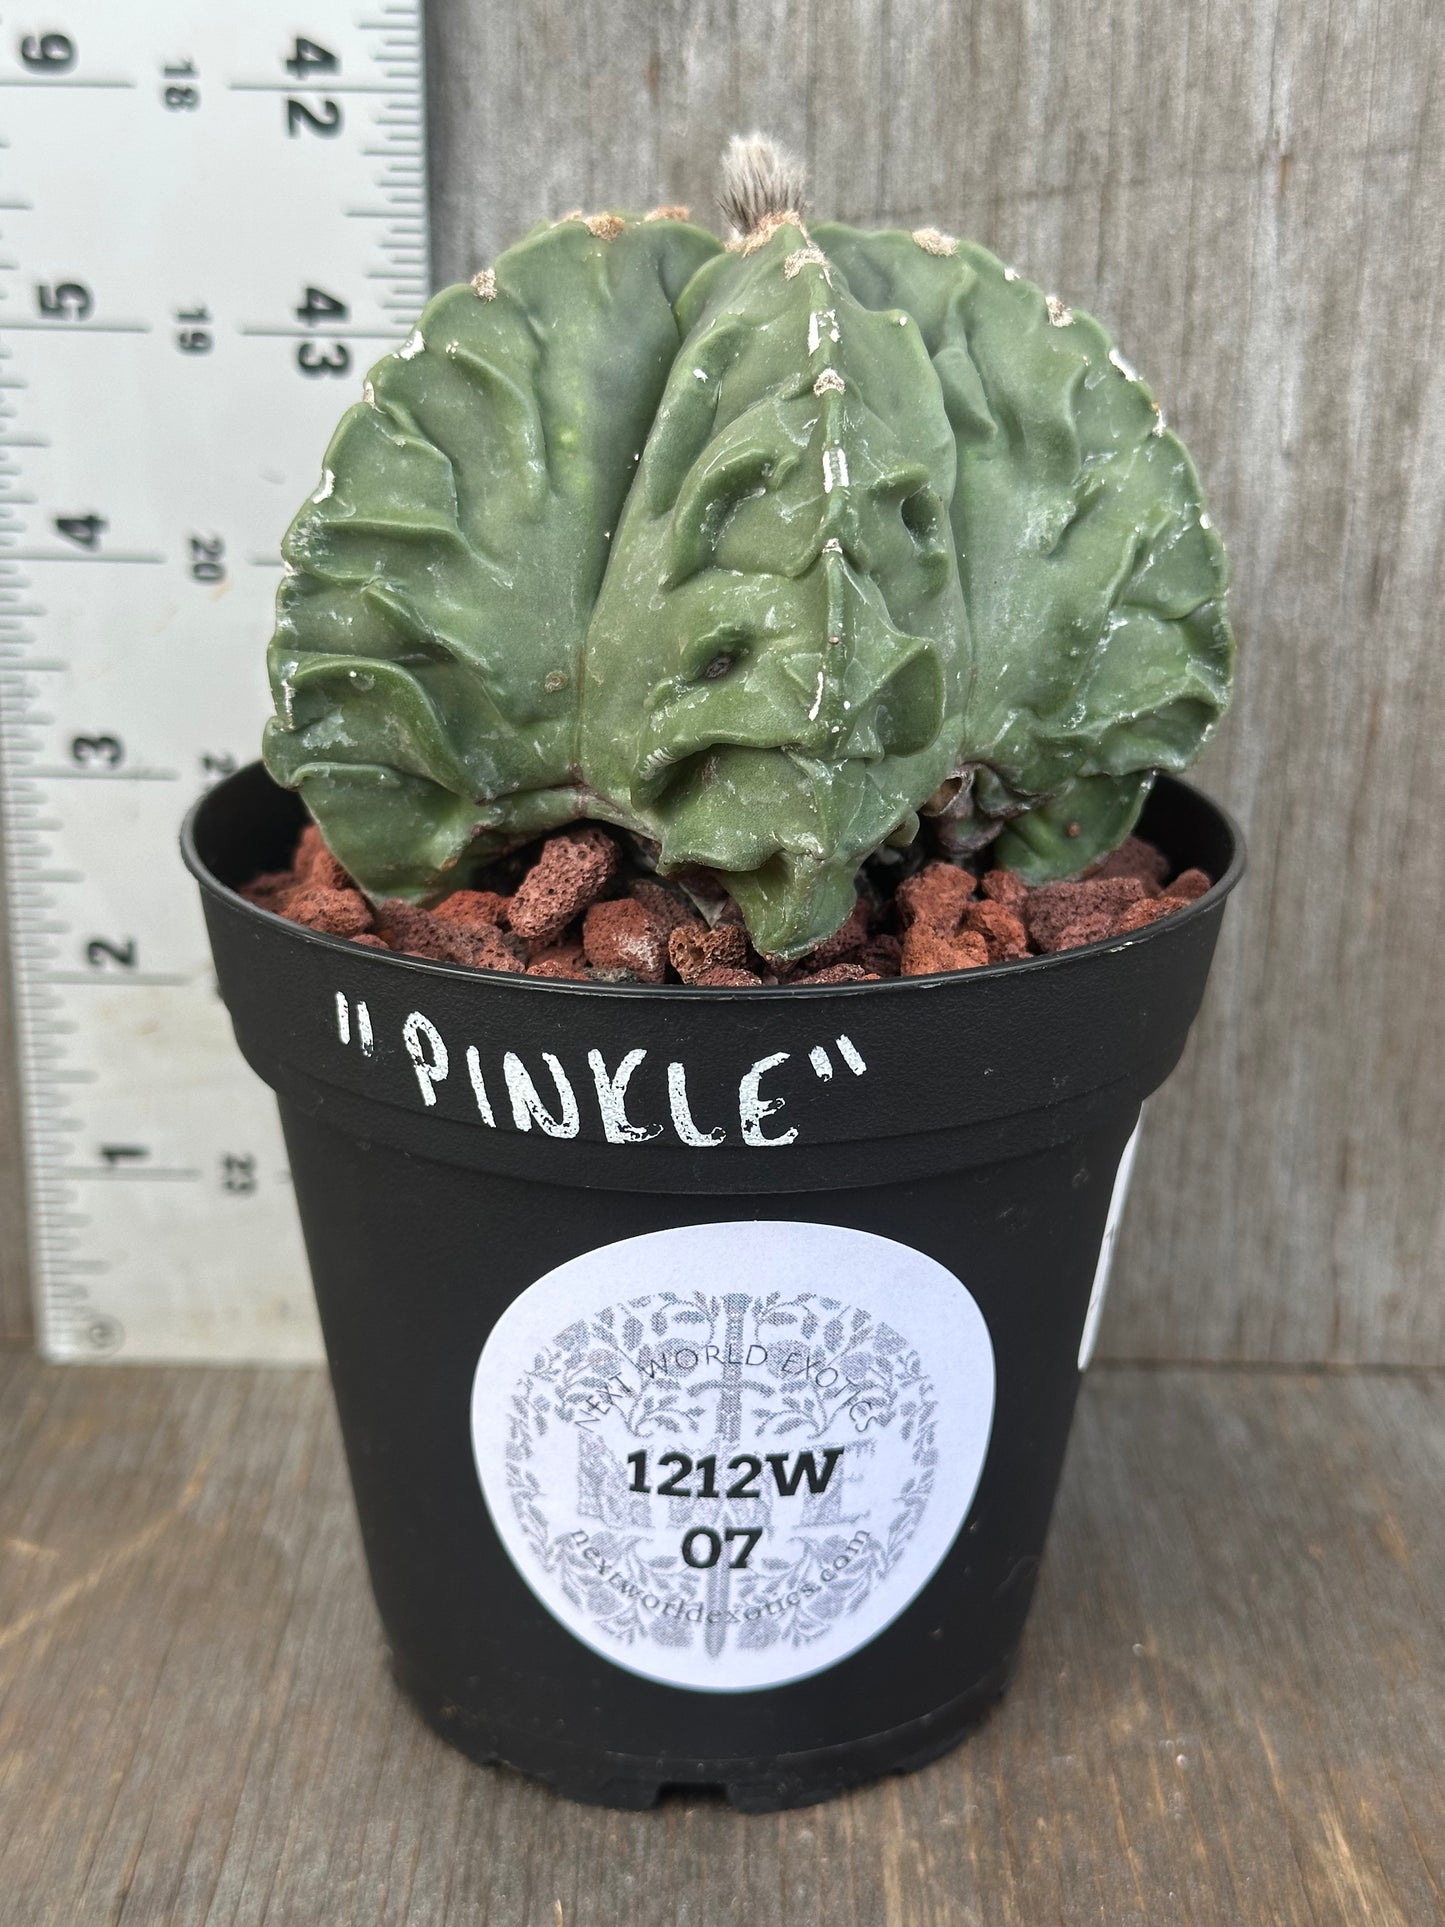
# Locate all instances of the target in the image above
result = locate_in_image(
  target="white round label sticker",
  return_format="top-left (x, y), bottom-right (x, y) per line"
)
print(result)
top-left (470, 1221), bottom-right (995, 1693)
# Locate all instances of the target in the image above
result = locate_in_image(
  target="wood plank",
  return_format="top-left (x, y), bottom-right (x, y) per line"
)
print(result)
top-left (1, 1355), bottom-right (1441, 1924)
top-left (3, 0), bottom-right (1442, 1360)
top-left (424, 0), bottom-right (1445, 1367)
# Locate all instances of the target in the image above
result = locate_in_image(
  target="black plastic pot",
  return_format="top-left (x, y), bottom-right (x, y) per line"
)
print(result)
top-left (183, 763), bottom-right (1242, 1811)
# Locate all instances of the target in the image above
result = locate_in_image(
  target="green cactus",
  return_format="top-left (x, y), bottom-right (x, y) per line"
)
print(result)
top-left (263, 210), bottom-right (722, 896)
top-left (813, 222), bottom-right (1233, 880)
top-left (263, 146), bottom-right (1233, 955)
top-left (580, 219), bottom-right (969, 955)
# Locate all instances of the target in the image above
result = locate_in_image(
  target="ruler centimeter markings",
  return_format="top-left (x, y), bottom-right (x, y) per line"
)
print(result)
top-left (0, 3), bottom-right (429, 1360)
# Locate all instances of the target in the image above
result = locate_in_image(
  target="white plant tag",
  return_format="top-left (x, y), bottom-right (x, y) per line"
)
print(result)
top-left (471, 1221), bottom-right (995, 1694)
top-left (1077, 1115), bottom-right (1145, 1371)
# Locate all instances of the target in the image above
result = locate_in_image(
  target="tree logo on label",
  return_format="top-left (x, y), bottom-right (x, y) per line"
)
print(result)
top-left (470, 1221), bottom-right (995, 1692)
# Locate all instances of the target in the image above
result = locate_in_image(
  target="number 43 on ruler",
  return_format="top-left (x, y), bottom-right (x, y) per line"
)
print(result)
top-left (0, 2), bottom-right (428, 1360)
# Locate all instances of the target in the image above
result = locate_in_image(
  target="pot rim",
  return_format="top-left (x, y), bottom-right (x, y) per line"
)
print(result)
top-left (181, 766), bottom-right (1246, 1003)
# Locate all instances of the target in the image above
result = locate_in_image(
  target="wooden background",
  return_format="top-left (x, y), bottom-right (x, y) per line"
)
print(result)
top-left (4, 1353), bottom-right (1442, 1926)
top-left (2, 0), bottom-right (1442, 1362)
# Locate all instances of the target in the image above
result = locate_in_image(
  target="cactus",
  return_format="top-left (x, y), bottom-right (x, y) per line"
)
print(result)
top-left (263, 211), bottom-right (722, 896)
top-left (264, 140), bottom-right (1233, 956)
top-left (580, 218), bottom-right (969, 954)
top-left (812, 222), bottom-right (1233, 880)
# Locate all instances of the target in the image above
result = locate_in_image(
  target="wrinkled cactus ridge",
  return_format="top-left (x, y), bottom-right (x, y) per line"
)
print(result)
top-left (264, 212), bottom-right (722, 895)
top-left (264, 163), bottom-right (1233, 956)
top-left (814, 224), bottom-right (1233, 879)
top-left (581, 219), bottom-right (970, 954)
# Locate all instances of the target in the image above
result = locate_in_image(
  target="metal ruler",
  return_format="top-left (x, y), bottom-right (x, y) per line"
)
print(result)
top-left (0, 2), bottom-right (429, 1359)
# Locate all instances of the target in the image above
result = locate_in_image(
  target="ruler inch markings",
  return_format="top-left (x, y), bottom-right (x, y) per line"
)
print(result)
top-left (228, 82), bottom-right (399, 94)
top-left (0, 1), bottom-right (429, 1362)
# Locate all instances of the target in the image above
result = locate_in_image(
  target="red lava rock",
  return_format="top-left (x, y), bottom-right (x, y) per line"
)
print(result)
top-left (1087, 835), bottom-right (1169, 890)
top-left (858, 933), bottom-right (903, 978)
top-left (527, 954), bottom-right (589, 980)
top-left (896, 861), bottom-right (976, 933)
top-left (582, 899), bottom-right (669, 984)
top-left (375, 899), bottom-right (450, 958)
top-left (432, 888), bottom-right (511, 931)
top-left (508, 826), bottom-right (619, 943)
top-left (376, 898), bottom-right (524, 971)
top-left (294, 822), bottom-right (353, 894)
top-left (255, 814), bottom-right (1204, 988)
top-left (1052, 910), bottom-right (1119, 951)
top-left (526, 934), bottom-right (586, 972)
top-left (286, 885), bottom-right (374, 938)
top-left (979, 866), bottom-right (1028, 913)
top-left (760, 957), bottom-right (803, 985)
top-left (667, 866), bottom-right (733, 924)
top-left (1025, 876), bottom-right (1147, 953)
top-left (240, 870), bottom-right (296, 912)
top-left (900, 925), bottom-right (990, 977)
top-left (439, 924), bottom-right (527, 973)
top-left (798, 898), bottom-right (871, 972)
top-left (373, 897), bottom-right (527, 971)
top-left (668, 922), bottom-right (748, 984)
top-left (293, 822), bottom-right (324, 869)
top-left (1112, 895), bottom-right (1191, 936)
top-left (1112, 898), bottom-right (1167, 935)
top-left (790, 963), bottom-right (878, 986)
top-left (627, 877), bottom-right (702, 935)
top-left (962, 899), bottom-right (1031, 962)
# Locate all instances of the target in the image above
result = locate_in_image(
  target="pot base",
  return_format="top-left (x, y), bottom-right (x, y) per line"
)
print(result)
top-left (391, 1647), bottom-right (1019, 1811)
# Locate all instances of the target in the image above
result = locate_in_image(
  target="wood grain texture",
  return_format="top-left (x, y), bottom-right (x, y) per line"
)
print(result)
top-left (1, 1354), bottom-right (1441, 1926)
top-left (424, 0), bottom-right (1445, 1364)
top-left (1, 0), bottom-right (1441, 1360)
